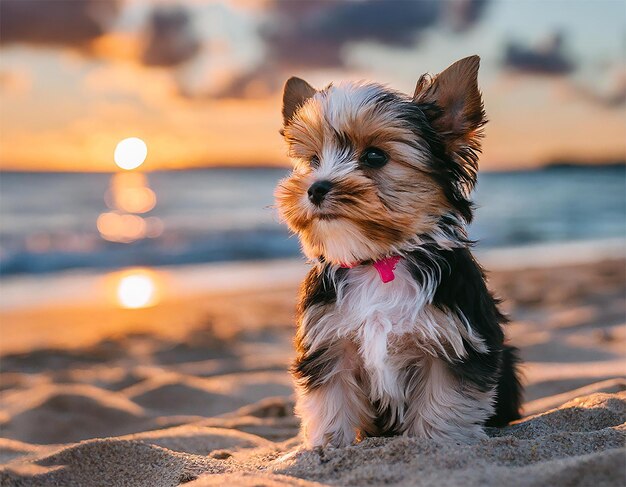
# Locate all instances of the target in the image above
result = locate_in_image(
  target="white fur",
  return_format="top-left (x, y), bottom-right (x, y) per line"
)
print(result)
top-left (308, 219), bottom-right (383, 264)
top-left (402, 354), bottom-right (494, 441)
top-left (294, 341), bottom-right (374, 448)
top-left (297, 383), bottom-right (357, 448)
top-left (314, 144), bottom-right (355, 181)
top-left (298, 259), bottom-right (492, 447)
top-left (305, 260), bottom-right (485, 359)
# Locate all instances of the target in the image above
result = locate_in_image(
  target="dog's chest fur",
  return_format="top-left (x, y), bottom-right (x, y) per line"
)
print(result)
top-left (317, 260), bottom-right (472, 402)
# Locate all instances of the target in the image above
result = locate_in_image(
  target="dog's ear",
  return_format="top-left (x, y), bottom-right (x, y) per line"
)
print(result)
top-left (282, 77), bottom-right (316, 126)
top-left (413, 56), bottom-right (486, 188)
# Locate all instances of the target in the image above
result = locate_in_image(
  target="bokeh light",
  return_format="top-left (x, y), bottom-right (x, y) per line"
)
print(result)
top-left (114, 137), bottom-right (148, 170)
top-left (105, 173), bottom-right (157, 214)
top-left (97, 211), bottom-right (147, 243)
top-left (144, 216), bottom-right (165, 238)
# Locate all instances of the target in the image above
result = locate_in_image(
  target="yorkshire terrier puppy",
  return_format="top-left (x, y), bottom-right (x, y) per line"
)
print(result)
top-left (275, 56), bottom-right (522, 448)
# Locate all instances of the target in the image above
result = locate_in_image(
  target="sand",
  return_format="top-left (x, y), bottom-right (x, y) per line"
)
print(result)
top-left (0, 252), bottom-right (624, 486)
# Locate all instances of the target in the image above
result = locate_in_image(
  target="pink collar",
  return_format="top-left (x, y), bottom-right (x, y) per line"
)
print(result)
top-left (340, 255), bottom-right (402, 283)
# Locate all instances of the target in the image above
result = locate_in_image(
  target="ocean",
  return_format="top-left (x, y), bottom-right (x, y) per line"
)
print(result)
top-left (0, 166), bottom-right (624, 276)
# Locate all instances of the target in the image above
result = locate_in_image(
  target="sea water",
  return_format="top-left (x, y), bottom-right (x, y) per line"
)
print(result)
top-left (0, 165), bottom-right (624, 275)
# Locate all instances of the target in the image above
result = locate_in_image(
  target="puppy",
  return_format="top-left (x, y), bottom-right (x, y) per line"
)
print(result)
top-left (275, 56), bottom-right (522, 448)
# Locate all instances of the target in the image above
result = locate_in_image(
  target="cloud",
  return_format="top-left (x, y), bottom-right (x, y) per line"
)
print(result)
top-left (444, 0), bottom-right (489, 32)
top-left (0, 0), bottom-right (119, 48)
top-left (141, 6), bottom-right (201, 68)
top-left (0, 1), bottom-right (200, 69)
top-left (259, 0), bottom-right (440, 68)
top-left (0, 68), bottom-right (33, 97)
top-left (213, 0), bottom-right (490, 98)
top-left (502, 33), bottom-right (624, 108)
top-left (503, 32), bottom-right (575, 76)
top-left (574, 68), bottom-right (626, 108)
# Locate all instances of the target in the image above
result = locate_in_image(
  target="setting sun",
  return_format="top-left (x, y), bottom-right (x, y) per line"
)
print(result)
top-left (116, 270), bottom-right (158, 309)
top-left (114, 137), bottom-right (148, 170)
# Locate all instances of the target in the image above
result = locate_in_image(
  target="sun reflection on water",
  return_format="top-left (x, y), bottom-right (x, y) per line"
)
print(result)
top-left (106, 173), bottom-right (156, 214)
top-left (110, 268), bottom-right (161, 309)
top-left (99, 140), bottom-right (166, 308)
top-left (97, 138), bottom-right (163, 244)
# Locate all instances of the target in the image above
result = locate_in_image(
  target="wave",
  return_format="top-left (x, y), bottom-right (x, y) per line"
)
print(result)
top-left (0, 228), bottom-right (301, 276)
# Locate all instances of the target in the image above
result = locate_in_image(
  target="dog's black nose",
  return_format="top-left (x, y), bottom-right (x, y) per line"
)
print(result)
top-left (307, 180), bottom-right (333, 205)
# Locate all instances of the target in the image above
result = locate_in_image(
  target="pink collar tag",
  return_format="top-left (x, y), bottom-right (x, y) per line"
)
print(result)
top-left (373, 255), bottom-right (402, 283)
top-left (340, 255), bottom-right (402, 283)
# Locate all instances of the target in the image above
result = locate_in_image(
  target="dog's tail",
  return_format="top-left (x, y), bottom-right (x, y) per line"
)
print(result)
top-left (486, 345), bottom-right (523, 427)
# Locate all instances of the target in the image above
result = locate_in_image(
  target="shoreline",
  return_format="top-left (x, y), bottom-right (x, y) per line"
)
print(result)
top-left (1, 237), bottom-right (623, 312)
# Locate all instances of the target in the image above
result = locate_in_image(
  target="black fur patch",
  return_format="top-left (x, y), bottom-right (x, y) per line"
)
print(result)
top-left (372, 400), bottom-right (402, 436)
top-left (406, 245), bottom-right (523, 424)
top-left (296, 263), bottom-right (341, 318)
top-left (486, 344), bottom-right (523, 426)
top-left (292, 264), bottom-right (347, 391)
top-left (291, 345), bottom-right (342, 390)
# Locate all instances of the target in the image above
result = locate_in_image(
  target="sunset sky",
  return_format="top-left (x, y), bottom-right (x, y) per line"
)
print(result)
top-left (1, 0), bottom-right (624, 172)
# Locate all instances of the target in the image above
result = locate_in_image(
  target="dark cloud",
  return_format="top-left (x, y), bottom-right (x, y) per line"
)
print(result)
top-left (260, 0), bottom-right (440, 68)
top-left (0, 0), bottom-right (119, 48)
top-left (1, 1), bottom-right (201, 69)
top-left (260, 0), bottom-right (489, 69)
top-left (214, 0), bottom-right (489, 98)
top-left (141, 6), bottom-right (201, 68)
top-left (502, 33), bottom-right (626, 108)
top-left (503, 32), bottom-right (575, 76)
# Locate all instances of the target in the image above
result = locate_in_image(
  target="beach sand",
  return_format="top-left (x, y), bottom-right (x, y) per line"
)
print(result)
top-left (0, 249), bottom-right (624, 486)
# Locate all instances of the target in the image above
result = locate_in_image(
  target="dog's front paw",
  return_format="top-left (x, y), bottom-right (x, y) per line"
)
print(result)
top-left (324, 429), bottom-right (357, 448)
top-left (304, 428), bottom-right (356, 449)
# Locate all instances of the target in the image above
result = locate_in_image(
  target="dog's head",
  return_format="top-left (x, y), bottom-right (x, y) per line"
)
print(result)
top-left (275, 56), bottom-right (486, 265)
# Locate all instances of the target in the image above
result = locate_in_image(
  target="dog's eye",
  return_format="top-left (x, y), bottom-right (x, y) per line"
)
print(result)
top-left (310, 155), bottom-right (320, 168)
top-left (360, 147), bottom-right (388, 168)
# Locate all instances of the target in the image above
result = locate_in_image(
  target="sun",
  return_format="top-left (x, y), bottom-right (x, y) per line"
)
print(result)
top-left (114, 137), bottom-right (148, 170)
